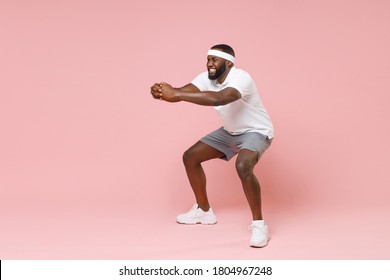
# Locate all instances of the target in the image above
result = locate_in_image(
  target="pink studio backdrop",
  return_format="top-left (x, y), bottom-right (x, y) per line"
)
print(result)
top-left (1, 0), bottom-right (389, 259)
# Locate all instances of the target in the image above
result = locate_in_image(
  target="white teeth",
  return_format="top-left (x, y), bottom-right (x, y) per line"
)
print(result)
top-left (209, 69), bottom-right (216, 74)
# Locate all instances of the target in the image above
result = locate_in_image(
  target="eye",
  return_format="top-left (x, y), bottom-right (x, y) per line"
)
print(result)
top-left (207, 56), bottom-right (220, 64)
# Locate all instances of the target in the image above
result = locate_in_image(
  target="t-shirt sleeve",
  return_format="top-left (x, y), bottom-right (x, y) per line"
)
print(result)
top-left (226, 72), bottom-right (253, 98)
top-left (191, 72), bottom-right (209, 92)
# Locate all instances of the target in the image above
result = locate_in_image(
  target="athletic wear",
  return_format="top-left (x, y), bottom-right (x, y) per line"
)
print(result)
top-left (176, 204), bottom-right (217, 225)
top-left (201, 127), bottom-right (272, 161)
top-left (249, 222), bottom-right (269, 248)
top-left (191, 67), bottom-right (274, 138)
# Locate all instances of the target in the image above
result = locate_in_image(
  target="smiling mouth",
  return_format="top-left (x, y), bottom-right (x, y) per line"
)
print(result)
top-left (209, 69), bottom-right (216, 75)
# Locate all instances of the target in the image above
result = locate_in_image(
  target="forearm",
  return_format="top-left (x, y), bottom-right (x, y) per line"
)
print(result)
top-left (173, 89), bottom-right (230, 106)
top-left (155, 82), bottom-right (241, 105)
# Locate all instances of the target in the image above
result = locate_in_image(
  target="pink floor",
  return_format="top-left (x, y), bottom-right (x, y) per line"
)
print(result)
top-left (1, 163), bottom-right (389, 260)
top-left (2, 205), bottom-right (388, 260)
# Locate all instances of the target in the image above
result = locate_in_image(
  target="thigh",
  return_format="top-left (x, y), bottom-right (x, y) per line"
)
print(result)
top-left (200, 127), bottom-right (236, 161)
top-left (185, 141), bottom-right (226, 163)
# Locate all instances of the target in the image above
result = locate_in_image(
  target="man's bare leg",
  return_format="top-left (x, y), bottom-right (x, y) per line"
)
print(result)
top-left (182, 141), bottom-right (224, 211)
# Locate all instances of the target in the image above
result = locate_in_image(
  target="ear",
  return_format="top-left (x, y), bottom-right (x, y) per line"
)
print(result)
top-left (226, 61), bottom-right (233, 68)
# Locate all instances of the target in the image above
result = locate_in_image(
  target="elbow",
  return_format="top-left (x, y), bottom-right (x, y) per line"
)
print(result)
top-left (212, 100), bottom-right (225, 106)
top-left (212, 100), bottom-right (223, 106)
top-left (213, 97), bottom-right (234, 106)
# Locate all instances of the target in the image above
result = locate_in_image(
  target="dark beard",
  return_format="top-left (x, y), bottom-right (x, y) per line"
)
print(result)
top-left (208, 63), bottom-right (226, 80)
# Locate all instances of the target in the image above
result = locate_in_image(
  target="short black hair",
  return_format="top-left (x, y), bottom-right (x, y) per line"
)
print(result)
top-left (211, 44), bottom-right (235, 57)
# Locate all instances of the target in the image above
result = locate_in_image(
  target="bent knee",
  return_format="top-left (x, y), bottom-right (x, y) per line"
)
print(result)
top-left (182, 148), bottom-right (196, 166)
top-left (235, 160), bottom-right (254, 179)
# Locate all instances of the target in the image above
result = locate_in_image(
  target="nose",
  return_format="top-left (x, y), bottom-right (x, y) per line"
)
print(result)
top-left (207, 59), bottom-right (214, 68)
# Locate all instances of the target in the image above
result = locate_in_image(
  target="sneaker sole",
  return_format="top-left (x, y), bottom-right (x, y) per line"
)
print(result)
top-left (250, 237), bottom-right (270, 248)
top-left (176, 218), bottom-right (217, 225)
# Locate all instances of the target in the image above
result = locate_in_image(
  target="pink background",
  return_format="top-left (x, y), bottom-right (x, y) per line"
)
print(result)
top-left (1, 0), bottom-right (389, 259)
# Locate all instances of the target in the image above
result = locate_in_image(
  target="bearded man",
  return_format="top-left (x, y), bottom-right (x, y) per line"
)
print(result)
top-left (150, 44), bottom-right (274, 248)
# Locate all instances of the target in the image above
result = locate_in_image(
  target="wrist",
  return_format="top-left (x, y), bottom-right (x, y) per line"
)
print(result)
top-left (173, 88), bottom-right (182, 102)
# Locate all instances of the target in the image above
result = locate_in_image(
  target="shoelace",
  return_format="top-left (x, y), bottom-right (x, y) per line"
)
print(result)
top-left (248, 224), bottom-right (265, 232)
top-left (183, 204), bottom-right (200, 215)
top-left (190, 204), bottom-right (198, 210)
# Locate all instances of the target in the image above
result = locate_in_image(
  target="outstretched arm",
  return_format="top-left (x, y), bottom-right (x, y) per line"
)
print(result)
top-left (152, 82), bottom-right (241, 106)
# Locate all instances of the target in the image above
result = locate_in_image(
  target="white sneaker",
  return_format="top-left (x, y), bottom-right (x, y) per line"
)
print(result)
top-left (249, 222), bottom-right (269, 248)
top-left (176, 204), bottom-right (217, 225)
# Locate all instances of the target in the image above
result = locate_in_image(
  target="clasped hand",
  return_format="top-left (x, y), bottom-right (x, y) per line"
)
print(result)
top-left (150, 82), bottom-right (179, 102)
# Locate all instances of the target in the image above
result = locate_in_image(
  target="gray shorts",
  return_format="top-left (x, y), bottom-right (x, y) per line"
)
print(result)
top-left (200, 127), bottom-right (273, 161)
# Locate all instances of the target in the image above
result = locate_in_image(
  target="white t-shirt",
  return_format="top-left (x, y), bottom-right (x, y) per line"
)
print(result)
top-left (191, 67), bottom-right (274, 138)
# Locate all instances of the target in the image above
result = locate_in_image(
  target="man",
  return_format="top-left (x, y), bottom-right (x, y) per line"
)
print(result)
top-left (150, 44), bottom-right (274, 248)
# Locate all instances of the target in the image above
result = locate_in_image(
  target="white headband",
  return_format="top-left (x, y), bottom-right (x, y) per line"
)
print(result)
top-left (207, 49), bottom-right (235, 63)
